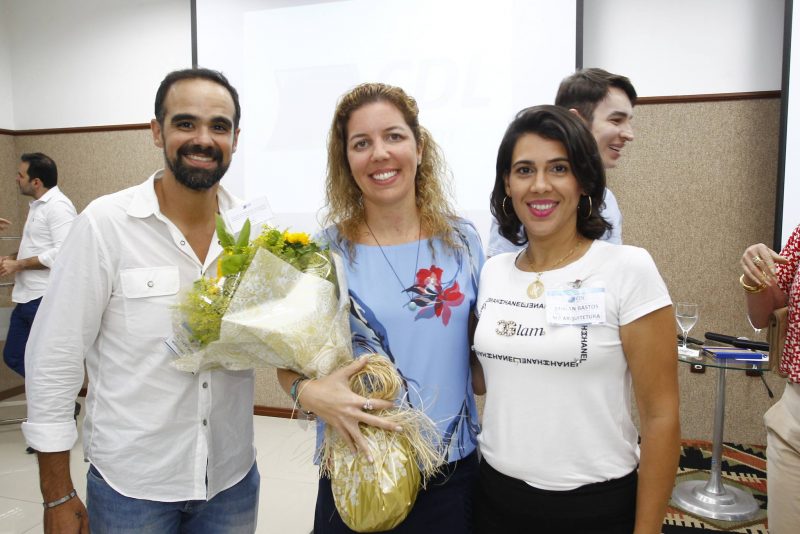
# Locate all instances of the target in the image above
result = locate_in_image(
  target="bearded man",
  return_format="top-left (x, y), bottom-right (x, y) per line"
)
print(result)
top-left (22, 68), bottom-right (260, 534)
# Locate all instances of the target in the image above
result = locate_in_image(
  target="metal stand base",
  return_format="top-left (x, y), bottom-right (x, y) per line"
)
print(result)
top-left (672, 479), bottom-right (760, 521)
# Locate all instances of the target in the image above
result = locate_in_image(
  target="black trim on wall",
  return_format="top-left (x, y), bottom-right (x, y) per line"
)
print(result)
top-left (576, 0), bottom-right (583, 70)
top-left (777, 0), bottom-right (793, 251)
top-left (0, 385), bottom-right (25, 402)
top-left (636, 91), bottom-right (780, 105)
top-left (0, 93), bottom-right (779, 137)
top-left (0, 124), bottom-right (151, 136)
top-left (191, 0), bottom-right (198, 68)
top-left (254, 406), bottom-right (299, 419)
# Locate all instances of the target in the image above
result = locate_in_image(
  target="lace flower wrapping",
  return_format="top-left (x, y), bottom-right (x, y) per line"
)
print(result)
top-left (171, 222), bottom-right (353, 375)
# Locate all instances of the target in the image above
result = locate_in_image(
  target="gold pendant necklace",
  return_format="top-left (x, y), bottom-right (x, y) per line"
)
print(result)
top-left (524, 240), bottom-right (582, 300)
top-left (527, 277), bottom-right (545, 300)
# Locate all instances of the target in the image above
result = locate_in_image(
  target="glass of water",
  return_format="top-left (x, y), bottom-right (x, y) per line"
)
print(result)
top-left (676, 303), bottom-right (699, 351)
top-left (746, 313), bottom-right (763, 337)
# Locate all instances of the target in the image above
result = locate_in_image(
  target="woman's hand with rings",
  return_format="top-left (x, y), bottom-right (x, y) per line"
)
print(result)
top-left (296, 357), bottom-right (399, 461)
top-left (740, 243), bottom-right (788, 289)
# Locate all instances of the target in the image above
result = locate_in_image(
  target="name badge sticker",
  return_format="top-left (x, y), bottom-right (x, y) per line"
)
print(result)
top-left (223, 197), bottom-right (275, 235)
top-left (545, 287), bottom-right (606, 325)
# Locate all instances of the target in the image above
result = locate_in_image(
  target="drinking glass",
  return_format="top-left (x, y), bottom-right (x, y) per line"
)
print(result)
top-left (746, 313), bottom-right (763, 337)
top-left (676, 303), bottom-right (699, 351)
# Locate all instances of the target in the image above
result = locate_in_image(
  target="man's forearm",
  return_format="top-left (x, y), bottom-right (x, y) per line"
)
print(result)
top-left (0, 255), bottom-right (46, 276)
top-left (37, 451), bottom-right (75, 502)
top-left (17, 256), bottom-right (47, 270)
top-left (38, 451), bottom-right (90, 534)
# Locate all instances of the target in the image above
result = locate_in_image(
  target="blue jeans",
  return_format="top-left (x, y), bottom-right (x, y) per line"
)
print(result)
top-left (3, 298), bottom-right (41, 377)
top-left (87, 462), bottom-right (260, 533)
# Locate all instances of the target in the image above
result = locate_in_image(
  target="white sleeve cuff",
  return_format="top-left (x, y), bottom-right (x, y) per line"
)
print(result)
top-left (21, 421), bottom-right (79, 453)
top-left (37, 250), bottom-right (56, 268)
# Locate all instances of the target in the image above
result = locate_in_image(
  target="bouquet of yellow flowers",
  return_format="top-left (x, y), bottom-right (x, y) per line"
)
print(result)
top-left (169, 216), bottom-right (352, 375)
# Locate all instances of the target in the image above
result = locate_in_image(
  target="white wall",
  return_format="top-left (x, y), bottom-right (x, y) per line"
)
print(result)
top-left (583, 0), bottom-right (784, 96)
top-left (6, 0), bottom-right (191, 130)
top-left (0, 1), bottom-right (15, 129)
top-left (1, 0), bottom-right (786, 130)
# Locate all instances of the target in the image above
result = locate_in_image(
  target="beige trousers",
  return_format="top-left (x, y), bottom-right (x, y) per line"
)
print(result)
top-left (764, 381), bottom-right (800, 534)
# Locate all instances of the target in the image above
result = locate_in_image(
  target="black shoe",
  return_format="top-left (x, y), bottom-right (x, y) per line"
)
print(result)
top-left (26, 446), bottom-right (36, 454)
top-left (74, 401), bottom-right (81, 420)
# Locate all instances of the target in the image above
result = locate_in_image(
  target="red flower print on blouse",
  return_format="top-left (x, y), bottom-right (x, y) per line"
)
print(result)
top-left (406, 265), bottom-right (464, 326)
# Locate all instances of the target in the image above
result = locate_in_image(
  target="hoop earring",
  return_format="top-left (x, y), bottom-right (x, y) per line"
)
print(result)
top-left (582, 196), bottom-right (593, 219)
top-left (502, 196), bottom-right (511, 216)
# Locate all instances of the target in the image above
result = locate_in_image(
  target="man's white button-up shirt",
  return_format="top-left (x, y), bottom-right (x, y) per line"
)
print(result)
top-left (22, 171), bottom-right (256, 502)
top-left (12, 185), bottom-right (76, 303)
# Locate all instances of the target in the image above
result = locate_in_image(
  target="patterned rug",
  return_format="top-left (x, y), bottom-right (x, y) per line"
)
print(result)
top-left (664, 440), bottom-right (768, 533)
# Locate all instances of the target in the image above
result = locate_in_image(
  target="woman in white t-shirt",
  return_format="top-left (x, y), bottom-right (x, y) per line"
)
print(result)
top-left (472, 105), bottom-right (680, 534)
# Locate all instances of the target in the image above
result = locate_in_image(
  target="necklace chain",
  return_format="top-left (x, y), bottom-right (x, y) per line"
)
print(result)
top-left (524, 240), bottom-right (582, 274)
top-left (364, 220), bottom-right (421, 292)
top-left (523, 240), bottom-right (582, 300)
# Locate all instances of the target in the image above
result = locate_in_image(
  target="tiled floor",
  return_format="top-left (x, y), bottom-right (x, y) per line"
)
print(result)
top-left (0, 397), bottom-right (318, 534)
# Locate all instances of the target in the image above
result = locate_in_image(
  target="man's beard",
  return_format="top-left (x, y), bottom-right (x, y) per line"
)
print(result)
top-left (165, 143), bottom-right (229, 191)
top-left (18, 181), bottom-right (35, 197)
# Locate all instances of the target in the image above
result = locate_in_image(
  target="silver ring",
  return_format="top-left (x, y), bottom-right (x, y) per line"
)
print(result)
top-left (362, 399), bottom-right (373, 411)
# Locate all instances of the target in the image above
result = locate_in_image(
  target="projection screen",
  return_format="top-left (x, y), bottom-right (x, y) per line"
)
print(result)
top-left (195, 0), bottom-right (577, 243)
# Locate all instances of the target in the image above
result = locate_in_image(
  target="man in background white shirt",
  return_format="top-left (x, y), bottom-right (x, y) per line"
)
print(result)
top-left (23, 69), bottom-right (259, 533)
top-left (1, 153), bottom-right (76, 378)
top-left (487, 68), bottom-right (636, 255)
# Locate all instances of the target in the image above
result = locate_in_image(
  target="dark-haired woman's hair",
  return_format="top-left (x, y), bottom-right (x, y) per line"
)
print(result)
top-left (490, 105), bottom-right (611, 244)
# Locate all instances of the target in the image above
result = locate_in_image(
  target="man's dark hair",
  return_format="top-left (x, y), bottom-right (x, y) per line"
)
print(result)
top-left (490, 105), bottom-right (611, 244)
top-left (555, 68), bottom-right (637, 124)
top-left (20, 152), bottom-right (58, 189)
top-left (154, 68), bottom-right (241, 128)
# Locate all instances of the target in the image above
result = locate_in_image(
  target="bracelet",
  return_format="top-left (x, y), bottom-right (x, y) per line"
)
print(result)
top-left (296, 379), bottom-right (315, 417)
top-left (739, 273), bottom-right (766, 293)
top-left (43, 489), bottom-right (77, 509)
top-left (289, 376), bottom-right (308, 403)
top-left (289, 376), bottom-right (315, 418)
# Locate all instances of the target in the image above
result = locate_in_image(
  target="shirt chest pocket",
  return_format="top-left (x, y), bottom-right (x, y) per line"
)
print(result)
top-left (23, 215), bottom-right (46, 237)
top-left (120, 266), bottom-right (180, 338)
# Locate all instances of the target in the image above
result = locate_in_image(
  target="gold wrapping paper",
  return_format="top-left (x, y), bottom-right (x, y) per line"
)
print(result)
top-left (329, 425), bottom-right (421, 532)
top-left (321, 355), bottom-right (445, 532)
